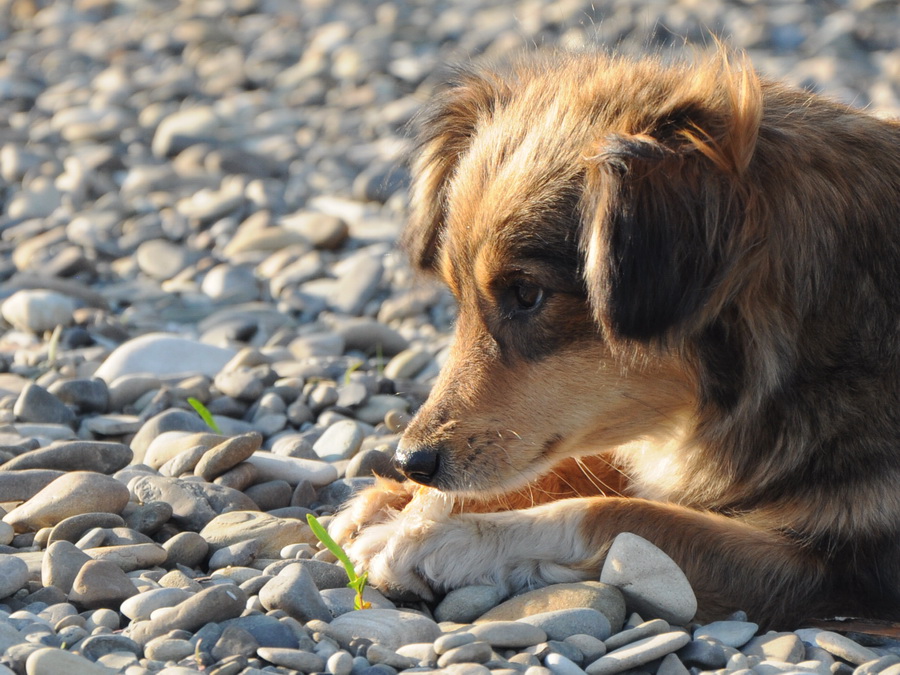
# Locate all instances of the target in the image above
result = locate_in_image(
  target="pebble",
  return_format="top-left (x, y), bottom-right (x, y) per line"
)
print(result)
top-left (599, 533), bottom-right (697, 625)
top-left (41, 540), bottom-right (92, 594)
top-left (521, 609), bottom-right (612, 641)
top-left (119, 587), bottom-right (194, 621)
top-left (585, 631), bottom-right (692, 675)
top-left (814, 631), bottom-right (880, 665)
top-left (258, 563), bottom-right (333, 622)
top-left (2, 440), bottom-right (132, 473)
top-left (193, 432), bottom-right (263, 481)
top-left (1, 290), bottom-right (76, 334)
top-left (257, 647), bottom-right (326, 672)
top-left (199, 510), bottom-right (317, 558)
top-left (0, 555), bottom-right (29, 599)
top-left (24, 647), bottom-right (116, 675)
top-left (479, 582), bottom-right (626, 634)
top-left (244, 451), bottom-right (340, 485)
top-left (694, 620), bottom-right (759, 648)
top-left (313, 419), bottom-right (365, 461)
top-left (13, 383), bottom-right (76, 427)
top-left (469, 621), bottom-right (547, 648)
top-left (321, 609), bottom-right (442, 651)
top-left (92, 334), bottom-right (236, 382)
top-left (742, 633), bottom-right (806, 662)
top-left (68, 559), bottom-right (139, 609)
top-left (3, 471), bottom-right (130, 532)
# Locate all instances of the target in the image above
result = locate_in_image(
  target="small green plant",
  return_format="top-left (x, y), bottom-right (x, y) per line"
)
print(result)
top-left (306, 513), bottom-right (371, 610)
top-left (187, 396), bottom-right (222, 433)
top-left (343, 358), bottom-right (364, 385)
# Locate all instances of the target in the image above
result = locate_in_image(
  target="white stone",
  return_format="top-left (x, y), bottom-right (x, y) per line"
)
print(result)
top-left (600, 533), bottom-right (697, 626)
top-left (92, 333), bottom-right (236, 382)
top-left (245, 451), bottom-right (339, 486)
top-left (1, 289), bottom-right (76, 333)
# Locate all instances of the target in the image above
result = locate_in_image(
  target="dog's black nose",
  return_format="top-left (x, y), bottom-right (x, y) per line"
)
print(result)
top-left (395, 447), bottom-right (440, 485)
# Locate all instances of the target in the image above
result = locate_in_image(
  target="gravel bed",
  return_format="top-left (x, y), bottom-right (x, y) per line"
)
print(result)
top-left (0, 0), bottom-right (898, 674)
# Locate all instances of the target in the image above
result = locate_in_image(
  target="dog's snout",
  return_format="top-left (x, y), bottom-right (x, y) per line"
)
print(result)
top-left (395, 447), bottom-right (441, 485)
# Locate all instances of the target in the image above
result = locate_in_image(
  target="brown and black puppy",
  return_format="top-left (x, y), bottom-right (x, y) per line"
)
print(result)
top-left (330, 49), bottom-right (900, 628)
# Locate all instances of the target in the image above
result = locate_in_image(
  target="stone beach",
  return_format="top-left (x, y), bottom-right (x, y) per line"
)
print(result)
top-left (0, 0), bottom-right (898, 673)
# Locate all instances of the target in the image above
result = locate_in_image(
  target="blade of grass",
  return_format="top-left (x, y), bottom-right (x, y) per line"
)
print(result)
top-left (187, 396), bottom-right (222, 433)
top-left (306, 513), bottom-right (371, 609)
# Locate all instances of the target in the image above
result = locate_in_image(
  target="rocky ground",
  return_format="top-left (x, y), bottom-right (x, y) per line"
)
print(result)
top-left (0, 0), bottom-right (899, 673)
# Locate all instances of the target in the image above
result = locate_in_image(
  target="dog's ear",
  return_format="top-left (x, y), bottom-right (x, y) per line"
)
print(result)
top-left (402, 68), bottom-right (511, 273)
top-left (581, 60), bottom-right (762, 342)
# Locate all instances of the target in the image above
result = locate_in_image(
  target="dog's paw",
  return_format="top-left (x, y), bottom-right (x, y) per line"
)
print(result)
top-left (328, 478), bottom-right (423, 547)
top-left (328, 485), bottom-right (461, 601)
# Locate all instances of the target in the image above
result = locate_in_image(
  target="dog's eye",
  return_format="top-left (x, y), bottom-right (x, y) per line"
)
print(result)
top-left (508, 281), bottom-right (545, 314)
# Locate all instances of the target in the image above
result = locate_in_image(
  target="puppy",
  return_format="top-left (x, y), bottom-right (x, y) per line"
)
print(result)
top-left (330, 49), bottom-right (900, 628)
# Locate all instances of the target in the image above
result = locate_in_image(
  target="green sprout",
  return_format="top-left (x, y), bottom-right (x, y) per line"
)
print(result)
top-left (306, 513), bottom-right (371, 610)
top-left (187, 396), bottom-right (222, 433)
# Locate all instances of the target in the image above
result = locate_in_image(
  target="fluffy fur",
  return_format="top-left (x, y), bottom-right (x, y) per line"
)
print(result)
top-left (329, 49), bottom-right (900, 628)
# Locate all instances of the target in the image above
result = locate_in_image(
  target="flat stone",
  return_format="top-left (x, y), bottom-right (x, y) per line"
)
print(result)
top-left (604, 619), bottom-right (670, 651)
top-left (742, 633), bottom-right (805, 663)
top-left (127, 585), bottom-right (247, 645)
top-left (258, 563), bottom-right (332, 622)
top-left (142, 430), bottom-right (230, 468)
top-left (694, 620), bottom-right (758, 648)
top-left (335, 318), bottom-right (409, 356)
top-left (468, 621), bottom-right (546, 648)
top-left (0, 554), bottom-right (29, 599)
top-left (1, 440), bottom-right (131, 473)
top-left (257, 647), bottom-right (326, 672)
top-left (3, 471), bottom-right (130, 532)
top-left (245, 451), bottom-right (339, 486)
top-left (599, 533), bottom-right (697, 625)
top-left (92, 333), bottom-right (236, 383)
top-left (437, 641), bottom-right (493, 667)
top-left (48, 512), bottom-right (126, 544)
top-left (42, 540), bottom-right (92, 593)
top-left (519, 608), bottom-right (612, 641)
top-left (68, 559), bottom-right (139, 609)
top-left (25, 647), bottom-right (116, 675)
top-left (82, 543), bottom-right (168, 572)
top-left (330, 252), bottom-right (383, 315)
top-left (120, 587), bottom-right (194, 621)
top-left (814, 631), bottom-right (880, 665)
top-left (199, 510), bottom-right (317, 558)
top-left (78, 634), bottom-right (142, 661)
top-left (14, 383), bottom-right (76, 426)
top-left (194, 431), bottom-right (263, 480)
top-left (320, 586), bottom-right (395, 616)
top-left (0, 469), bottom-right (64, 502)
top-left (585, 631), bottom-right (692, 675)
top-left (478, 582), bottom-right (626, 634)
top-left (322, 609), bottom-right (442, 651)
top-left (435, 585), bottom-right (507, 623)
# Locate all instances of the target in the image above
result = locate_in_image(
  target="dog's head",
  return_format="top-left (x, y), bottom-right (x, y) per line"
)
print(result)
top-left (395, 51), bottom-right (766, 494)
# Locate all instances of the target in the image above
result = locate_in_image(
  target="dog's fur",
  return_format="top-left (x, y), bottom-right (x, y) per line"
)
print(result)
top-left (330, 49), bottom-right (900, 628)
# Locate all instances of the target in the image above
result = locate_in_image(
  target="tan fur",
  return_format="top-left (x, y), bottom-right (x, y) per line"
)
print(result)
top-left (330, 49), bottom-right (900, 628)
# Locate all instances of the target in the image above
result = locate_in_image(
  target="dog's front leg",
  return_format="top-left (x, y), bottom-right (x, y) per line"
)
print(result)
top-left (344, 495), bottom-right (826, 626)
